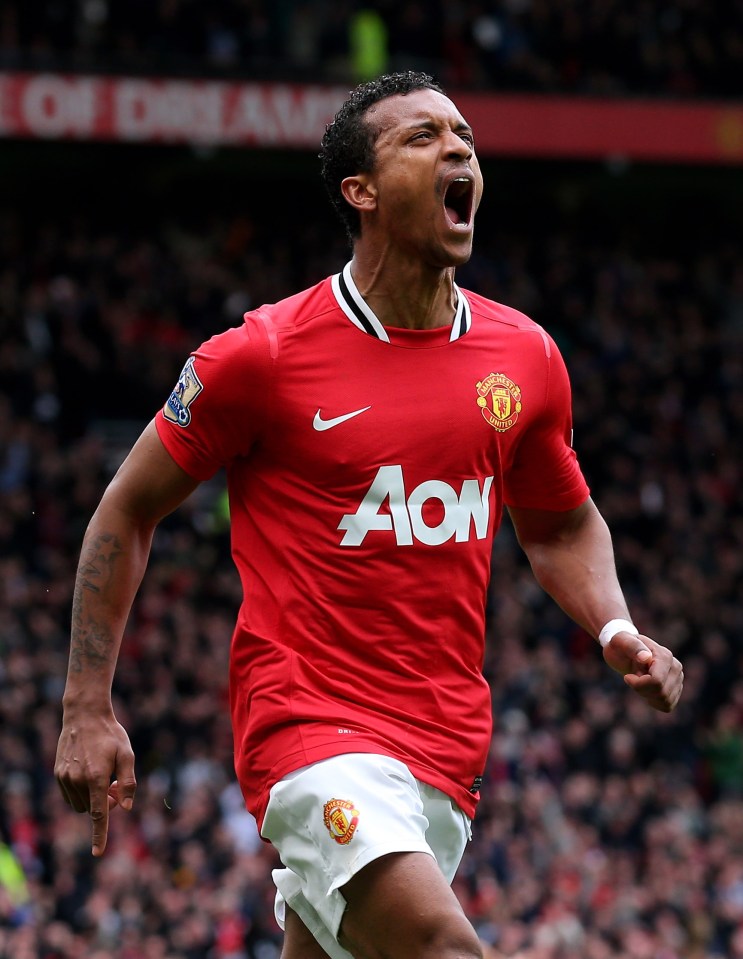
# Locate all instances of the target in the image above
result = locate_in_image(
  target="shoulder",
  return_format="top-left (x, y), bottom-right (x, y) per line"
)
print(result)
top-left (244, 275), bottom-right (337, 339)
top-left (199, 276), bottom-right (336, 367)
top-left (461, 288), bottom-right (558, 359)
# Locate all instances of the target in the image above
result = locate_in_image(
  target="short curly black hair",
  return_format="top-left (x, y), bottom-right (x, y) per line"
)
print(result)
top-left (319, 71), bottom-right (445, 245)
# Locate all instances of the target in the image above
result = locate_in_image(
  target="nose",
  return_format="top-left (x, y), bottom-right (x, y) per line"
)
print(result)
top-left (443, 128), bottom-right (472, 161)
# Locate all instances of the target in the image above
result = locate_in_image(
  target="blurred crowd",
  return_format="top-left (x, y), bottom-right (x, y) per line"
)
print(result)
top-left (2, 0), bottom-right (743, 98)
top-left (0, 166), bottom-right (742, 959)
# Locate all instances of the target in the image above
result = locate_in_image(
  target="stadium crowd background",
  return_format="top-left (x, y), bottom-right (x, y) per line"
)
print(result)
top-left (3, 0), bottom-right (743, 97)
top-left (1, 3), bottom-right (743, 958)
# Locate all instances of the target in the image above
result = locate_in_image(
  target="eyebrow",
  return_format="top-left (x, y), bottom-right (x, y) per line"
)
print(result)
top-left (401, 118), bottom-right (473, 135)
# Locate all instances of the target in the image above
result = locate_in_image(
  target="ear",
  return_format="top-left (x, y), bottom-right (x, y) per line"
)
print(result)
top-left (340, 174), bottom-right (377, 215)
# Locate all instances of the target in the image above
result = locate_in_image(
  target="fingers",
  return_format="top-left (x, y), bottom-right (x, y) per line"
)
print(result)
top-left (61, 767), bottom-right (115, 856)
top-left (57, 772), bottom-right (88, 813)
top-left (89, 773), bottom-right (139, 856)
top-left (623, 636), bottom-right (684, 712)
top-left (624, 670), bottom-right (684, 711)
top-left (113, 752), bottom-right (137, 811)
top-left (90, 786), bottom-right (111, 857)
top-left (620, 633), bottom-right (653, 667)
top-left (108, 773), bottom-right (137, 813)
top-left (90, 761), bottom-right (137, 855)
top-left (55, 755), bottom-right (99, 814)
top-left (602, 630), bottom-right (654, 679)
top-left (58, 775), bottom-right (137, 858)
top-left (54, 735), bottom-right (137, 857)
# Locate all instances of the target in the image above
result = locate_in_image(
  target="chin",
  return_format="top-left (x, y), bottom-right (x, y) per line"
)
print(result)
top-left (438, 243), bottom-right (474, 269)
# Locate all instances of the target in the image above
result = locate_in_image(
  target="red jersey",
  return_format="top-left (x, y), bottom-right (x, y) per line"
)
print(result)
top-left (155, 264), bottom-right (589, 826)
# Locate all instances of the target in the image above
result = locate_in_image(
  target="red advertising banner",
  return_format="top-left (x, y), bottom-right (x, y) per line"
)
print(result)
top-left (1, 71), bottom-right (742, 164)
top-left (456, 90), bottom-right (743, 165)
top-left (0, 73), bottom-right (349, 147)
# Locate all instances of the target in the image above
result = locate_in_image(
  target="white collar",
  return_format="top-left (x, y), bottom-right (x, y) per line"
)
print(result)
top-left (331, 262), bottom-right (471, 342)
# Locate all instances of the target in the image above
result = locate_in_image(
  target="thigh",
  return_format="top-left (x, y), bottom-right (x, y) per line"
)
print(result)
top-left (281, 908), bottom-right (334, 959)
top-left (262, 753), bottom-right (474, 959)
top-left (261, 753), bottom-right (434, 948)
top-left (339, 851), bottom-right (482, 959)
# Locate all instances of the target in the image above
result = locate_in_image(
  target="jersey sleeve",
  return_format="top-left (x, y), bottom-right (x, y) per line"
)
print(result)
top-left (503, 331), bottom-right (590, 511)
top-left (155, 317), bottom-right (272, 481)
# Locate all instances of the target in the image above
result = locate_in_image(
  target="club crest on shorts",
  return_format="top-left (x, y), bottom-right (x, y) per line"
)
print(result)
top-left (476, 372), bottom-right (522, 432)
top-left (323, 799), bottom-right (360, 845)
top-left (163, 356), bottom-right (203, 427)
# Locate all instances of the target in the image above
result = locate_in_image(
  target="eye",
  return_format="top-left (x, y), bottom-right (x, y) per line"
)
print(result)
top-left (460, 132), bottom-right (474, 145)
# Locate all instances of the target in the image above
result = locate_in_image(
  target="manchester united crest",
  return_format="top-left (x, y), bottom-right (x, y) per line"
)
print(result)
top-left (476, 372), bottom-right (522, 432)
top-left (323, 798), bottom-right (360, 845)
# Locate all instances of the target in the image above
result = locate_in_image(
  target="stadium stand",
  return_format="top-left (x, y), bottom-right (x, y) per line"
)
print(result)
top-left (2, 0), bottom-right (743, 97)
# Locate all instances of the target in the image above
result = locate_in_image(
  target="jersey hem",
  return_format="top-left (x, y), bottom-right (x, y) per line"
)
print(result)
top-left (246, 741), bottom-right (479, 829)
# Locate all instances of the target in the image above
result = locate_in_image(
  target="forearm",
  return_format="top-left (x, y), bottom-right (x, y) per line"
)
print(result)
top-left (55, 420), bottom-right (200, 854)
top-left (63, 502), bottom-right (155, 713)
top-left (509, 498), bottom-right (631, 640)
top-left (510, 498), bottom-right (683, 712)
top-left (62, 420), bottom-right (198, 714)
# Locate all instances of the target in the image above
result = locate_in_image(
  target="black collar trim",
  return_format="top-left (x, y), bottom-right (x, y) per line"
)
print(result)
top-left (331, 262), bottom-right (471, 342)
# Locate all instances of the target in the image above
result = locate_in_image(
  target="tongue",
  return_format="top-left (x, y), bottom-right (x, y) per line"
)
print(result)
top-left (446, 205), bottom-right (462, 224)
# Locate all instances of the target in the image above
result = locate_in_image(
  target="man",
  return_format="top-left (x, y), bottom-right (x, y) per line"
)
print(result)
top-left (55, 71), bottom-right (683, 959)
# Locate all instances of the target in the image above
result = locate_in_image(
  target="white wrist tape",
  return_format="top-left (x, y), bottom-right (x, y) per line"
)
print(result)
top-left (598, 618), bottom-right (638, 648)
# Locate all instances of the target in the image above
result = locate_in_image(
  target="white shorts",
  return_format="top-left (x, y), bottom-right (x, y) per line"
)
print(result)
top-left (260, 753), bottom-right (472, 959)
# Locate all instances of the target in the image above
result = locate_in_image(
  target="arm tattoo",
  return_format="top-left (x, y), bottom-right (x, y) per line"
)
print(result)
top-left (69, 533), bottom-right (124, 674)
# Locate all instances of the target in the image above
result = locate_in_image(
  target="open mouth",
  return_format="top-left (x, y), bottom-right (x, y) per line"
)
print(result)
top-left (444, 176), bottom-right (474, 228)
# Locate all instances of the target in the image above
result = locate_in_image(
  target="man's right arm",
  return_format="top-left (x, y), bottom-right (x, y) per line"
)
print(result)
top-left (54, 419), bottom-right (200, 856)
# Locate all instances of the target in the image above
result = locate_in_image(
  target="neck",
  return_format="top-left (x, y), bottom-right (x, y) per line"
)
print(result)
top-left (348, 246), bottom-right (458, 331)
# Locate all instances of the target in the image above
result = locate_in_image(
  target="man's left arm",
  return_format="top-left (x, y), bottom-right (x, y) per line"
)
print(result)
top-left (507, 497), bottom-right (683, 712)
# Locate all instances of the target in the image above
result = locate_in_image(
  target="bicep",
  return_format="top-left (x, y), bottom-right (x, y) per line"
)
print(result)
top-left (99, 419), bottom-right (201, 527)
top-left (507, 497), bottom-right (600, 550)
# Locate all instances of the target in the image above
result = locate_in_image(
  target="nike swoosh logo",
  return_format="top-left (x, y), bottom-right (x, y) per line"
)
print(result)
top-left (313, 406), bottom-right (371, 431)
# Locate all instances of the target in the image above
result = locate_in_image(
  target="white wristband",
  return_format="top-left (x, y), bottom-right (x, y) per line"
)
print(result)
top-left (598, 618), bottom-right (638, 648)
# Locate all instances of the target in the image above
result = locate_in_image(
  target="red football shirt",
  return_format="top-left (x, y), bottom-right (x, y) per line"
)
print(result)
top-left (155, 264), bottom-right (590, 826)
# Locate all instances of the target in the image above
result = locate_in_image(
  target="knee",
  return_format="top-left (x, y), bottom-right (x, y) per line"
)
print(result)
top-left (419, 911), bottom-right (484, 959)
